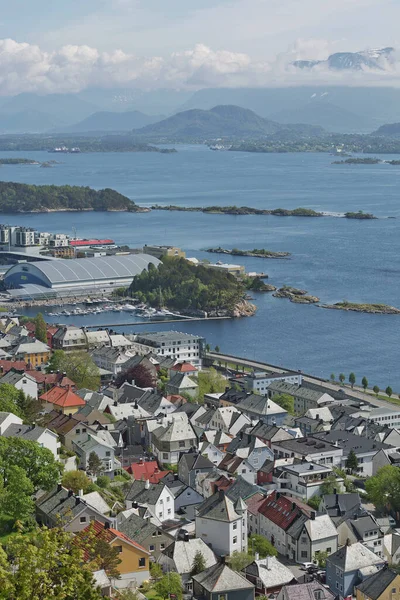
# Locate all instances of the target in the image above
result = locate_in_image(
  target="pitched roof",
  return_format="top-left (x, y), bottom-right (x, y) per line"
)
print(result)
top-left (118, 513), bottom-right (167, 545)
top-left (40, 385), bottom-right (86, 408)
top-left (193, 562), bottom-right (254, 592)
top-left (162, 538), bottom-right (217, 575)
top-left (279, 581), bottom-right (335, 600)
top-left (245, 557), bottom-right (296, 588)
top-left (125, 480), bottom-right (168, 504)
top-left (44, 411), bottom-right (83, 434)
top-left (196, 490), bottom-right (243, 522)
top-left (0, 359), bottom-right (27, 373)
top-left (225, 476), bottom-right (260, 502)
top-left (179, 452), bottom-right (214, 472)
top-left (305, 515), bottom-right (338, 541)
top-left (25, 370), bottom-right (76, 387)
top-left (245, 492), bottom-right (268, 516)
top-left (327, 542), bottom-right (384, 571)
top-left (356, 567), bottom-right (398, 600)
top-left (258, 491), bottom-right (312, 531)
top-left (124, 460), bottom-right (170, 483)
top-left (76, 520), bottom-right (149, 557)
top-left (171, 362), bottom-right (197, 373)
top-left (1, 423), bottom-right (51, 442)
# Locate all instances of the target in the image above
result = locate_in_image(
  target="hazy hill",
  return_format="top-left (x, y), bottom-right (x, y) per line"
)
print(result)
top-left (59, 110), bottom-right (164, 133)
top-left (134, 105), bottom-right (321, 139)
top-left (293, 47), bottom-right (394, 71)
top-left (179, 86), bottom-right (400, 133)
top-left (373, 123), bottom-right (400, 137)
top-left (0, 110), bottom-right (65, 134)
top-left (270, 101), bottom-right (370, 133)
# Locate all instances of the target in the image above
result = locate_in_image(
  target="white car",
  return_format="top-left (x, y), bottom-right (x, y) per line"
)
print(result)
top-left (300, 562), bottom-right (318, 571)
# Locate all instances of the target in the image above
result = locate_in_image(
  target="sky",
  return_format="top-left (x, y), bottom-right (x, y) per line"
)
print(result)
top-left (1, 0), bottom-right (400, 95)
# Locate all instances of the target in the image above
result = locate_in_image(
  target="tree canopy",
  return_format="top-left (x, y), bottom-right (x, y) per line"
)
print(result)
top-left (249, 534), bottom-right (277, 558)
top-left (46, 350), bottom-right (100, 390)
top-left (0, 437), bottom-right (61, 491)
top-left (155, 572), bottom-right (183, 600)
top-left (130, 257), bottom-right (245, 313)
top-left (115, 363), bottom-right (156, 388)
top-left (34, 313), bottom-right (47, 344)
top-left (273, 393), bottom-right (294, 415)
top-left (365, 465), bottom-right (400, 512)
top-left (61, 470), bottom-right (92, 494)
top-left (0, 527), bottom-right (102, 599)
top-left (191, 550), bottom-right (206, 575)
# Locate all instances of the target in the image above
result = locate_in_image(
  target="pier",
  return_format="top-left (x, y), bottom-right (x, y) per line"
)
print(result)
top-left (84, 316), bottom-right (231, 328)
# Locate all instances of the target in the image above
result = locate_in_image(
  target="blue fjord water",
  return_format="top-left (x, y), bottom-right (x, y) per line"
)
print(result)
top-left (1, 146), bottom-right (399, 389)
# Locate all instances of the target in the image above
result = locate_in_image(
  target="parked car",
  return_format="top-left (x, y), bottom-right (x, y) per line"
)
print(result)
top-left (300, 562), bottom-right (318, 571)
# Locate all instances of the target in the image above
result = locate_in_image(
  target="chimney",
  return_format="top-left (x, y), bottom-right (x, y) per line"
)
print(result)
top-left (184, 532), bottom-right (189, 542)
top-left (104, 522), bottom-right (110, 529)
top-left (139, 458), bottom-right (143, 464)
top-left (219, 489), bottom-right (225, 500)
top-left (221, 555), bottom-right (226, 564)
top-left (78, 489), bottom-right (84, 497)
top-left (316, 414), bottom-right (319, 420)
top-left (276, 492), bottom-right (280, 500)
top-left (311, 511), bottom-right (316, 520)
top-left (57, 483), bottom-right (62, 492)
top-left (254, 552), bottom-right (260, 561)
top-left (145, 479), bottom-right (150, 489)
top-left (75, 497), bottom-right (80, 506)
top-left (353, 514), bottom-right (358, 521)
top-left (68, 489), bottom-right (74, 497)
top-left (333, 488), bottom-right (337, 495)
top-left (292, 502), bottom-right (296, 511)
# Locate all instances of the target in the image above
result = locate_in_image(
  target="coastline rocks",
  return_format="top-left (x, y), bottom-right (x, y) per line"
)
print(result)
top-left (273, 286), bottom-right (320, 304)
top-left (206, 247), bottom-right (291, 258)
top-left (323, 302), bottom-right (400, 314)
top-left (232, 300), bottom-right (257, 317)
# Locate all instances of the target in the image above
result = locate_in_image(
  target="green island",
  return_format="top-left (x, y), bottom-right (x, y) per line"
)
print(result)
top-left (245, 277), bottom-right (277, 292)
top-left (206, 247), bottom-right (291, 259)
top-left (152, 205), bottom-right (323, 217)
top-left (273, 286), bottom-right (320, 304)
top-left (323, 301), bottom-right (400, 314)
top-left (0, 181), bottom-right (142, 213)
top-left (344, 211), bottom-right (377, 220)
top-left (129, 257), bottom-right (255, 317)
top-left (332, 157), bottom-right (381, 165)
top-left (0, 158), bottom-right (40, 165)
top-left (0, 135), bottom-right (176, 154)
top-left (387, 160), bottom-right (400, 165)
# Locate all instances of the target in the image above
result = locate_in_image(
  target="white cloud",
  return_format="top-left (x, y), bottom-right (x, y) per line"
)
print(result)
top-left (1, 37), bottom-right (400, 97)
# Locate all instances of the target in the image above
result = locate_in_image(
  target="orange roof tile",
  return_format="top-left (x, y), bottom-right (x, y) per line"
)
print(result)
top-left (77, 521), bottom-right (149, 557)
top-left (0, 360), bottom-right (27, 374)
top-left (124, 460), bottom-right (170, 483)
top-left (40, 385), bottom-right (85, 408)
top-left (171, 362), bottom-right (197, 373)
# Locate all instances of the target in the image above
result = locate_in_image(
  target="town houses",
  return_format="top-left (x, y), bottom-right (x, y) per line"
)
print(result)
top-left (0, 313), bottom-right (399, 598)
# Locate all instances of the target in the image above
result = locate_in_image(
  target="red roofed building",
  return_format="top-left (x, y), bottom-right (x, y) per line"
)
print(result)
top-left (26, 370), bottom-right (76, 392)
top-left (0, 359), bottom-right (27, 374)
top-left (170, 361), bottom-right (198, 375)
top-left (258, 491), bottom-right (312, 556)
top-left (70, 239), bottom-right (114, 248)
top-left (76, 521), bottom-right (150, 588)
top-left (246, 492), bottom-right (268, 536)
top-left (166, 394), bottom-right (187, 406)
top-left (40, 385), bottom-right (85, 415)
top-left (124, 459), bottom-right (170, 483)
top-left (23, 322), bottom-right (58, 347)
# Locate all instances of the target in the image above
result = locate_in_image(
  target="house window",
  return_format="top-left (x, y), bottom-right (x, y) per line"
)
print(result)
top-left (167, 497), bottom-right (170, 502)
top-left (392, 590), bottom-right (396, 594)
top-left (163, 453), bottom-right (168, 460)
top-left (301, 551), bottom-right (308, 558)
top-left (326, 548), bottom-right (331, 554)
top-left (159, 512), bottom-right (162, 517)
top-left (301, 537), bottom-right (307, 543)
top-left (106, 451), bottom-right (111, 457)
top-left (152, 532), bottom-right (157, 537)
top-left (233, 537), bottom-right (237, 544)
top-left (76, 429), bottom-right (80, 434)
top-left (218, 596), bottom-right (226, 600)
top-left (80, 516), bottom-right (87, 523)
top-left (233, 522), bottom-right (237, 530)
top-left (139, 557), bottom-right (146, 567)
top-left (168, 509), bottom-right (171, 515)
top-left (82, 428), bottom-right (87, 433)
top-left (160, 543), bottom-right (165, 549)
top-left (179, 441), bottom-right (185, 448)
top-left (150, 545), bottom-right (155, 551)
top-left (115, 546), bottom-right (123, 553)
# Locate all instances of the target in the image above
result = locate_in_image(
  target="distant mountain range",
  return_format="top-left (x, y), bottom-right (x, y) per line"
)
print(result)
top-left (58, 110), bottom-right (164, 133)
top-left (133, 105), bottom-right (324, 139)
top-left (293, 47), bottom-right (394, 71)
top-left (373, 123), bottom-right (400, 137)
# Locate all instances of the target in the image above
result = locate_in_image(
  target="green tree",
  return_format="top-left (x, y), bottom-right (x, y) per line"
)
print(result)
top-left (349, 373), bottom-right (356, 388)
top-left (34, 313), bottom-right (47, 344)
top-left (307, 495), bottom-right (321, 511)
top-left (88, 452), bottom-right (103, 476)
top-left (0, 384), bottom-right (23, 418)
top-left (386, 386), bottom-right (393, 398)
top-left (155, 572), bottom-right (183, 600)
top-left (339, 373), bottom-right (345, 384)
top-left (314, 550), bottom-right (329, 568)
top-left (215, 345), bottom-right (220, 353)
top-left (196, 368), bottom-right (227, 401)
top-left (150, 562), bottom-right (163, 579)
top-left (191, 550), bottom-right (206, 575)
top-left (205, 344), bottom-right (211, 353)
top-left (373, 385), bottom-right (380, 396)
top-left (61, 470), bottom-right (91, 494)
top-left (330, 373), bottom-right (335, 382)
top-left (249, 534), bottom-right (278, 558)
top-left (227, 551), bottom-right (252, 572)
top-left (273, 393), bottom-right (294, 415)
top-left (0, 527), bottom-right (102, 599)
top-left (1, 466), bottom-right (34, 525)
top-left (361, 377), bottom-right (368, 391)
top-left (365, 465), bottom-right (400, 512)
top-left (46, 350), bottom-right (100, 390)
top-left (345, 449), bottom-right (358, 473)
top-left (96, 475), bottom-right (110, 489)
top-left (320, 474), bottom-right (339, 496)
top-left (0, 437), bottom-right (60, 491)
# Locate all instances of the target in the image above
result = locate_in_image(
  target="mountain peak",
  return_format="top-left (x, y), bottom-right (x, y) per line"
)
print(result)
top-left (293, 47), bottom-right (394, 71)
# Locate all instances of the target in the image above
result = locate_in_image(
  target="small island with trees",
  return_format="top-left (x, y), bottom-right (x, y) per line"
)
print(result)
top-left (273, 286), bottom-right (320, 304)
top-left (0, 181), bottom-right (143, 213)
top-left (129, 257), bottom-right (256, 317)
top-left (344, 211), bottom-right (377, 220)
top-left (206, 247), bottom-right (291, 259)
top-left (0, 158), bottom-right (40, 165)
top-left (332, 157), bottom-right (381, 165)
top-left (323, 301), bottom-right (400, 314)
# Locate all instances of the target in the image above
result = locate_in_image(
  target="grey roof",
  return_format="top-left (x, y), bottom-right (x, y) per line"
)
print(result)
top-left (125, 480), bottom-right (166, 504)
top-left (118, 513), bottom-right (166, 545)
top-left (193, 562), bottom-right (254, 592)
top-left (197, 490), bottom-right (243, 522)
top-left (236, 394), bottom-right (287, 416)
top-left (162, 538), bottom-right (217, 575)
top-left (135, 331), bottom-right (202, 345)
top-left (287, 514), bottom-right (309, 541)
top-left (2, 423), bottom-right (49, 442)
top-left (347, 515), bottom-right (382, 539)
top-left (168, 372), bottom-right (198, 390)
top-left (273, 437), bottom-right (340, 455)
top-left (250, 422), bottom-right (292, 442)
top-left (179, 452), bottom-right (214, 472)
top-left (356, 567), bottom-right (397, 600)
top-left (313, 430), bottom-right (390, 455)
top-left (5, 254), bottom-right (161, 286)
top-left (327, 541), bottom-right (383, 571)
top-left (226, 476), bottom-right (259, 502)
top-left (245, 557), bottom-right (296, 588)
top-left (279, 581), bottom-right (335, 600)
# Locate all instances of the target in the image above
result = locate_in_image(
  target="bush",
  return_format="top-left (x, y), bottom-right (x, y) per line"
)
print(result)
top-left (96, 476), bottom-right (110, 489)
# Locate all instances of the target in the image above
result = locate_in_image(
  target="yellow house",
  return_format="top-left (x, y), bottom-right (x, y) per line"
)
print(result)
top-left (356, 566), bottom-right (400, 600)
top-left (79, 521), bottom-right (151, 589)
top-left (13, 339), bottom-right (50, 367)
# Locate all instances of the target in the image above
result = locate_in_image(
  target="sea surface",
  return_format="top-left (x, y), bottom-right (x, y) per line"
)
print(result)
top-left (1, 146), bottom-right (400, 390)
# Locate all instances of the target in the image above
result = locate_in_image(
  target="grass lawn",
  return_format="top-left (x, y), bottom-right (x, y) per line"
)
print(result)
top-left (367, 392), bottom-right (400, 407)
top-left (143, 588), bottom-right (163, 600)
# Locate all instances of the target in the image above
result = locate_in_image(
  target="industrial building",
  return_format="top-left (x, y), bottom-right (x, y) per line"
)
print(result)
top-left (4, 254), bottom-right (160, 300)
